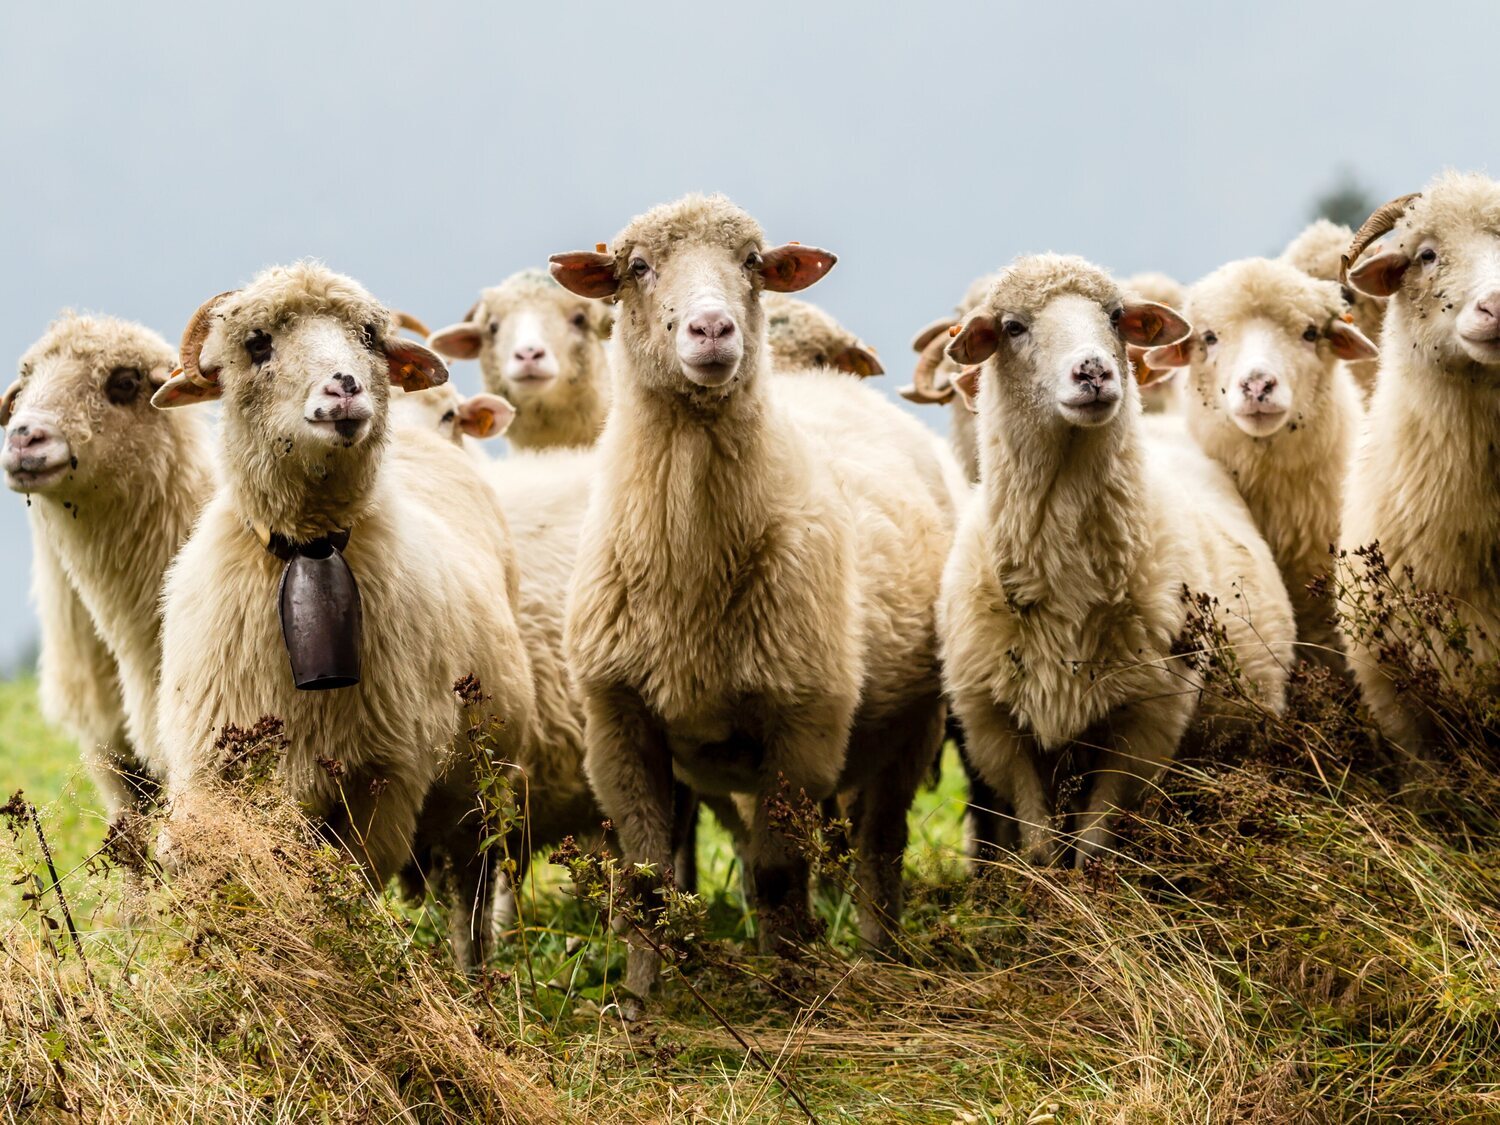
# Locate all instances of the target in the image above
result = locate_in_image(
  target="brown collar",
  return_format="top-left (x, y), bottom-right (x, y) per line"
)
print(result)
top-left (250, 522), bottom-right (351, 561)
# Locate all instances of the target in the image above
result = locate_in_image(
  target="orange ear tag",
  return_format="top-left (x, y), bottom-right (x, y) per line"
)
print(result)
top-left (595, 243), bottom-right (607, 253)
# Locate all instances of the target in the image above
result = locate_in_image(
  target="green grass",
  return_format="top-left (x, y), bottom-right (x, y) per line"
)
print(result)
top-left (6, 665), bottom-right (1500, 1122)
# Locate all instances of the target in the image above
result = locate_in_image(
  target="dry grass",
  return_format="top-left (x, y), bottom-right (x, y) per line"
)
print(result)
top-left (3, 554), bottom-right (1500, 1122)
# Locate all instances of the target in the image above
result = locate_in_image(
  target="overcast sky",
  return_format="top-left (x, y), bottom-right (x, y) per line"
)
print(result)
top-left (1, 1), bottom-right (1496, 668)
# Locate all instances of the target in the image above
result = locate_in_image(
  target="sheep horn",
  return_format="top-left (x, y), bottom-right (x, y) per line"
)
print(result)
top-left (1340, 193), bottom-right (1421, 286)
top-left (905, 332), bottom-right (957, 404)
top-left (179, 290), bottom-right (238, 386)
top-left (392, 310), bottom-right (431, 339)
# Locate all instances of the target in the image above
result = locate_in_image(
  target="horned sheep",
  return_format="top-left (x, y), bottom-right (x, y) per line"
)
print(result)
top-left (552, 194), bottom-right (961, 1010)
top-left (428, 270), bottom-right (613, 451)
top-left (2, 315), bottom-right (214, 821)
top-left (150, 262), bottom-right (536, 969)
top-left (939, 255), bottom-right (1294, 866)
top-left (1338, 172), bottom-right (1500, 750)
top-left (1143, 257), bottom-right (1376, 665)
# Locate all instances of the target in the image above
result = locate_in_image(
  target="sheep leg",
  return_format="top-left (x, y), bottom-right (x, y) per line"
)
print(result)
top-left (846, 697), bottom-right (943, 952)
top-left (953, 723), bottom-right (1014, 863)
top-left (669, 783), bottom-right (700, 894)
top-left (1074, 695), bottom-right (1192, 866)
top-left (952, 691), bottom-right (1056, 864)
top-left (580, 685), bottom-right (674, 1008)
top-left (749, 705), bottom-right (848, 954)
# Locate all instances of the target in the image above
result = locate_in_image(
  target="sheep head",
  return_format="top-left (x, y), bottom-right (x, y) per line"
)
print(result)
top-left (763, 293), bottom-right (882, 377)
top-left (550, 194), bottom-right (835, 393)
top-left (3, 314), bottom-right (177, 497)
top-left (946, 255), bottom-right (1189, 430)
top-left (1342, 173), bottom-right (1500, 369)
top-left (1143, 258), bottom-right (1376, 440)
top-left (391, 384), bottom-right (515, 445)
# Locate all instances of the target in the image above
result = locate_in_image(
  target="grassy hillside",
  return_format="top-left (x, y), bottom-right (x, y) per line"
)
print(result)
top-left (4, 644), bottom-right (1500, 1122)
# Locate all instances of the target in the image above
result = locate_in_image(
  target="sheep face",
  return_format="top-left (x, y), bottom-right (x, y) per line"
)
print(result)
top-left (390, 385), bottom-right (514, 444)
top-left (3, 316), bottom-right (175, 496)
top-left (1347, 173), bottom-right (1500, 370)
top-left (946, 256), bottom-right (1189, 433)
top-left (1152, 260), bottom-right (1377, 440)
top-left (429, 272), bottom-right (612, 408)
top-left (550, 194), bottom-right (835, 393)
top-left (764, 293), bottom-right (882, 376)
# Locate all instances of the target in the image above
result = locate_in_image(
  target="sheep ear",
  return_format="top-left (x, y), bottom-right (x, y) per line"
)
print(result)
top-left (0, 381), bottom-right (20, 426)
top-left (428, 322), bottom-right (485, 361)
top-left (827, 345), bottom-right (883, 377)
top-left (385, 338), bottom-right (448, 392)
top-left (898, 383), bottom-right (955, 405)
top-left (457, 393), bottom-right (514, 440)
top-left (1142, 339), bottom-right (1193, 371)
top-left (759, 245), bottom-right (837, 293)
top-left (948, 314), bottom-right (998, 365)
top-left (1117, 301), bottom-right (1191, 349)
top-left (1131, 346), bottom-right (1180, 389)
top-left (1328, 320), bottom-right (1380, 362)
top-left (151, 369), bottom-right (222, 409)
top-left (1347, 252), bottom-right (1410, 298)
top-left (911, 317), bottom-right (959, 353)
top-left (550, 252), bottom-right (619, 299)
top-left (953, 366), bottom-right (982, 413)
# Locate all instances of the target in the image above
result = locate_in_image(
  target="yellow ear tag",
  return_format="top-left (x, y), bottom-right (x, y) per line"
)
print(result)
top-left (948, 325), bottom-right (960, 337)
top-left (595, 243), bottom-right (607, 253)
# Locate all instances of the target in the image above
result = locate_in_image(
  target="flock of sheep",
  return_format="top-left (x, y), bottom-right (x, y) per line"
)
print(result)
top-left (4, 171), bottom-right (1497, 1011)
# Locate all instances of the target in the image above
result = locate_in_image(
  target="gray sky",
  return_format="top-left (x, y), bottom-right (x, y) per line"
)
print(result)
top-left (1, 0), bottom-right (1496, 667)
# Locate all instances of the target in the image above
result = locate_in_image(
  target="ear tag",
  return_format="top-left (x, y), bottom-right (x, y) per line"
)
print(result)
top-left (272, 530), bottom-right (362, 690)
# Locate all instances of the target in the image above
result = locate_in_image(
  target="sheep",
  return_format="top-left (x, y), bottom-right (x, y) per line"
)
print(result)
top-left (390, 384), bottom-right (514, 449)
top-left (938, 254), bottom-right (1294, 866)
top-left (551, 194), bottom-right (960, 1009)
top-left (1122, 272), bottom-right (1190, 415)
top-left (901, 272), bottom-right (997, 484)
top-left (1281, 219), bottom-right (1386, 399)
top-left (2, 314), bottom-right (215, 822)
top-left (763, 292), bottom-right (883, 376)
top-left (1336, 172), bottom-right (1500, 750)
top-left (1140, 258), bottom-right (1377, 666)
top-left (427, 270), bottom-right (613, 451)
top-left (149, 262), bottom-right (536, 969)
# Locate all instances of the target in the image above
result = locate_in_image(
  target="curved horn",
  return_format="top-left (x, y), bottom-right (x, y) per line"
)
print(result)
top-left (906, 332), bottom-right (956, 404)
top-left (1340, 193), bottom-right (1421, 286)
top-left (910, 316), bottom-right (959, 354)
top-left (179, 290), bottom-right (238, 386)
top-left (392, 310), bottom-right (431, 339)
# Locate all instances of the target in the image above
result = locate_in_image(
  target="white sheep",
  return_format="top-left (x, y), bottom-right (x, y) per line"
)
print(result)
top-left (1142, 257), bottom-right (1377, 665)
top-left (901, 273), bottom-right (997, 484)
top-left (1337, 172), bottom-right (1500, 749)
top-left (1281, 219), bottom-right (1386, 399)
top-left (150, 263), bottom-right (536, 970)
top-left (2, 314), bottom-right (214, 821)
top-left (552, 194), bottom-right (961, 1009)
top-left (939, 255), bottom-right (1294, 866)
top-left (763, 292), bottom-right (883, 376)
top-left (427, 270), bottom-right (613, 451)
top-left (1122, 272), bottom-right (1190, 415)
top-left (389, 383), bottom-right (514, 450)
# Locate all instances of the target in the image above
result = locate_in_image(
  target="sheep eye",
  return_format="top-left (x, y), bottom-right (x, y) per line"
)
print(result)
top-left (1202, 330), bottom-right (1218, 347)
top-left (440, 410), bottom-right (456, 424)
top-left (1302, 325), bottom-right (1320, 342)
top-left (571, 312), bottom-right (588, 330)
top-left (744, 250), bottom-right (764, 270)
top-left (1109, 308), bottom-right (1123, 326)
top-left (1340, 286), bottom-right (1356, 305)
top-left (1419, 247), bottom-right (1438, 265)
top-left (360, 323), bottom-right (381, 350)
top-left (1003, 318), bottom-right (1028, 338)
top-left (629, 257), bottom-right (651, 278)
top-left (489, 320), bottom-right (500, 336)
top-left (245, 330), bottom-right (273, 364)
top-left (105, 366), bottom-right (142, 405)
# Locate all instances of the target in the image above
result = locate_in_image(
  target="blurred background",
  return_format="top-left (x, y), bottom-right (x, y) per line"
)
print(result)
top-left (0, 0), bottom-right (1494, 669)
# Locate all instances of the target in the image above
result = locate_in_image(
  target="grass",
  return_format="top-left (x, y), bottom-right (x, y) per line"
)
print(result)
top-left (5, 571), bottom-right (1500, 1125)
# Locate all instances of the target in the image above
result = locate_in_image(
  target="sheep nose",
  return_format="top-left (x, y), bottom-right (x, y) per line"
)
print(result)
top-left (1240, 372), bottom-right (1278, 401)
top-left (6, 421), bottom-right (52, 450)
top-left (322, 373), bottom-right (364, 401)
top-left (513, 345), bottom-right (547, 363)
top-left (687, 311), bottom-right (735, 341)
top-left (1071, 356), bottom-right (1115, 389)
top-left (1475, 292), bottom-right (1500, 323)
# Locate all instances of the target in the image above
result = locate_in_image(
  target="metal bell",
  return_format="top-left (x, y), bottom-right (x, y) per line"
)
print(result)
top-left (276, 539), bottom-right (363, 690)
